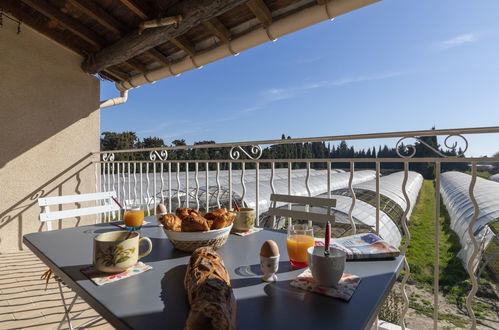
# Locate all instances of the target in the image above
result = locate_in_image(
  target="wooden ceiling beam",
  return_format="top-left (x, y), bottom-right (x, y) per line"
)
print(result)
top-left (126, 59), bottom-right (148, 73)
top-left (146, 48), bottom-right (171, 66)
top-left (99, 71), bottom-right (119, 82)
top-left (103, 68), bottom-right (127, 81)
top-left (118, 0), bottom-right (153, 20)
top-left (1, 0), bottom-right (98, 53)
top-left (246, 0), bottom-right (272, 27)
top-left (68, 0), bottom-right (127, 36)
top-left (81, 0), bottom-right (248, 74)
top-left (100, 69), bottom-right (126, 81)
top-left (170, 35), bottom-right (196, 57)
top-left (18, 0), bottom-right (105, 48)
top-left (202, 18), bottom-right (231, 43)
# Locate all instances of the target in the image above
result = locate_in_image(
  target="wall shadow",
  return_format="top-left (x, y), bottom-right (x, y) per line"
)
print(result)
top-left (0, 153), bottom-right (95, 252)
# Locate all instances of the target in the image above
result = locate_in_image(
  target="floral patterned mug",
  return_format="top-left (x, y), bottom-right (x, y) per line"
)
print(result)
top-left (93, 231), bottom-right (152, 273)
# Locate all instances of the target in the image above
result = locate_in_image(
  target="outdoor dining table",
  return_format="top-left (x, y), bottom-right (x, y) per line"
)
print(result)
top-left (23, 217), bottom-right (404, 330)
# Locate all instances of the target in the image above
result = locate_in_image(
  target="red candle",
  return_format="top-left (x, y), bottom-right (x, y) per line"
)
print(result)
top-left (325, 221), bottom-right (331, 256)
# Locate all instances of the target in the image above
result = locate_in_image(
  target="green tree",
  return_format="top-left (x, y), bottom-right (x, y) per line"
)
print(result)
top-left (100, 131), bottom-right (138, 160)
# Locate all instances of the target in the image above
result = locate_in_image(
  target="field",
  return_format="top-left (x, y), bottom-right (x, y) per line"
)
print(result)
top-left (399, 180), bottom-right (498, 328)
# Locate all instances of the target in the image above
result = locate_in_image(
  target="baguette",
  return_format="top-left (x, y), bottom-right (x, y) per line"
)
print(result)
top-left (184, 247), bottom-right (236, 330)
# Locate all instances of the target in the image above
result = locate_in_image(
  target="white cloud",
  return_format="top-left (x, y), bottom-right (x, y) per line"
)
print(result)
top-left (435, 33), bottom-right (476, 50)
top-left (239, 71), bottom-right (405, 113)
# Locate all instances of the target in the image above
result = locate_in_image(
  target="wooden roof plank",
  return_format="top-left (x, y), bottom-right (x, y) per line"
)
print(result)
top-left (104, 68), bottom-right (128, 81)
top-left (1, 0), bottom-right (98, 53)
top-left (18, 0), bottom-right (105, 48)
top-left (202, 17), bottom-right (231, 43)
top-left (68, 0), bottom-right (127, 36)
top-left (246, 0), bottom-right (272, 27)
top-left (146, 48), bottom-right (171, 66)
top-left (118, 0), bottom-right (153, 20)
top-left (170, 35), bottom-right (196, 57)
top-left (126, 59), bottom-right (148, 73)
top-left (81, 0), bottom-right (249, 73)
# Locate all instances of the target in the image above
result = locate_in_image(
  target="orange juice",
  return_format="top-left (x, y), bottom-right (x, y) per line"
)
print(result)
top-left (124, 210), bottom-right (144, 229)
top-left (286, 234), bottom-right (315, 267)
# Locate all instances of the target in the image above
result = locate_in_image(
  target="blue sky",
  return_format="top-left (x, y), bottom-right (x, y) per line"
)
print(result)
top-left (100, 0), bottom-right (499, 156)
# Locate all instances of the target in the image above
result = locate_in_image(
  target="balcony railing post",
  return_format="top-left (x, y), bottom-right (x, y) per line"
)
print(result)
top-left (348, 161), bottom-right (357, 235)
top-left (375, 161), bottom-right (380, 236)
top-left (186, 162), bottom-right (190, 208)
top-left (434, 162), bottom-right (441, 329)
top-left (205, 162), bottom-right (209, 212)
top-left (256, 162), bottom-right (260, 226)
top-left (466, 162), bottom-right (480, 329)
top-left (195, 162), bottom-right (200, 210)
top-left (400, 161), bottom-right (411, 330)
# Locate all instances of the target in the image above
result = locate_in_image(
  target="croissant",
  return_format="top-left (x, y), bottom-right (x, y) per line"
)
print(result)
top-left (161, 214), bottom-right (182, 231)
top-left (207, 209), bottom-right (236, 230)
top-left (205, 208), bottom-right (228, 220)
top-left (181, 213), bottom-right (210, 232)
top-left (177, 208), bottom-right (202, 220)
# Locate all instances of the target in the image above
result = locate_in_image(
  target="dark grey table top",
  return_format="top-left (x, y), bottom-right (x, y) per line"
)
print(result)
top-left (24, 219), bottom-right (404, 330)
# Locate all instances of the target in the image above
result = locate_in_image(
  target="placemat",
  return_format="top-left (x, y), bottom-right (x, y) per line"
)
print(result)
top-left (81, 262), bottom-right (152, 286)
top-left (231, 227), bottom-right (263, 236)
top-left (290, 269), bottom-right (361, 301)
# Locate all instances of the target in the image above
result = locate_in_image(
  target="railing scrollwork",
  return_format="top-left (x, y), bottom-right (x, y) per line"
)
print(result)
top-left (395, 134), bottom-right (468, 159)
top-left (229, 145), bottom-right (263, 160)
top-left (102, 153), bottom-right (115, 161)
top-left (149, 150), bottom-right (168, 161)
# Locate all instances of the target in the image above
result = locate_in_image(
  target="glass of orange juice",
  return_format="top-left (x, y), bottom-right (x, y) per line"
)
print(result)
top-left (124, 205), bottom-right (144, 231)
top-left (286, 224), bottom-right (315, 268)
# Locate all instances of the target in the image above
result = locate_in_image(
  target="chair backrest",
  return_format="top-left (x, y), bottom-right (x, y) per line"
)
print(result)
top-left (38, 191), bottom-right (119, 230)
top-left (268, 194), bottom-right (336, 227)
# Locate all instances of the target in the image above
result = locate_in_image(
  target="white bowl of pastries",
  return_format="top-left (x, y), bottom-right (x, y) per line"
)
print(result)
top-left (157, 206), bottom-right (236, 252)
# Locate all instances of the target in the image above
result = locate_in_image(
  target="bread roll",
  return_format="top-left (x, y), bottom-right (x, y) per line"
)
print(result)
top-left (184, 247), bottom-right (236, 330)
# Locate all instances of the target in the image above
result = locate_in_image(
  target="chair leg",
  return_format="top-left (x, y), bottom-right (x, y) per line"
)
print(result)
top-left (57, 279), bottom-right (74, 330)
top-left (55, 278), bottom-right (104, 329)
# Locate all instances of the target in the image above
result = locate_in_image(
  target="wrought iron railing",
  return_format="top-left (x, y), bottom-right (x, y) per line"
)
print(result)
top-left (93, 126), bottom-right (499, 330)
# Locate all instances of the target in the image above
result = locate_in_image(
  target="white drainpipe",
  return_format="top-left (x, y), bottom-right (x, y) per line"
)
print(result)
top-left (99, 90), bottom-right (129, 109)
top-left (116, 0), bottom-right (380, 91)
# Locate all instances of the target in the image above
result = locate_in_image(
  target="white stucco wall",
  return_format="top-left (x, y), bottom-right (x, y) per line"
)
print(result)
top-left (0, 18), bottom-right (100, 253)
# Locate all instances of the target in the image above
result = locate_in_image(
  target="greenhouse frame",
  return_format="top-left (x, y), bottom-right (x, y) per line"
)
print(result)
top-left (440, 171), bottom-right (499, 271)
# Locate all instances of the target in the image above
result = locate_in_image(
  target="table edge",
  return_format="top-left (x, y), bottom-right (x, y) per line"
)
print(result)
top-left (23, 234), bottom-right (132, 330)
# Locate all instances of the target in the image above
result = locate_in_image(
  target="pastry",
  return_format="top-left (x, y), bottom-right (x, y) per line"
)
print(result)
top-left (176, 208), bottom-right (202, 220)
top-left (181, 213), bottom-right (210, 232)
top-left (176, 208), bottom-right (192, 219)
top-left (184, 247), bottom-right (236, 330)
top-left (161, 214), bottom-right (182, 232)
top-left (205, 208), bottom-right (228, 220)
top-left (210, 211), bottom-right (236, 230)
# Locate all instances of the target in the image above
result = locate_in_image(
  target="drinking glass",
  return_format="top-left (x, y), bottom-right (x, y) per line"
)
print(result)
top-left (286, 224), bottom-right (314, 268)
top-left (123, 205), bottom-right (144, 231)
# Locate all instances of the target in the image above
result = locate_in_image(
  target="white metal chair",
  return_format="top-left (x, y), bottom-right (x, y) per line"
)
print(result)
top-left (38, 191), bottom-right (119, 330)
top-left (267, 194), bottom-right (337, 228)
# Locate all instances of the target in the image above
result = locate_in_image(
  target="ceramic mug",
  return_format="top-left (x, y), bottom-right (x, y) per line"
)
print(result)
top-left (232, 208), bottom-right (255, 232)
top-left (307, 246), bottom-right (346, 287)
top-left (93, 231), bottom-right (152, 273)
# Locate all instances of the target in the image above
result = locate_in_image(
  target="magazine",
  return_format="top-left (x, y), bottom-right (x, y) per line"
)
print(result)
top-left (315, 233), bottom-right (400, 260)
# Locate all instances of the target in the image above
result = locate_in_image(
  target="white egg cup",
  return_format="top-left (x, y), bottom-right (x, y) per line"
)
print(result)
top-left (260, 255), bottom-right (280, 282)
